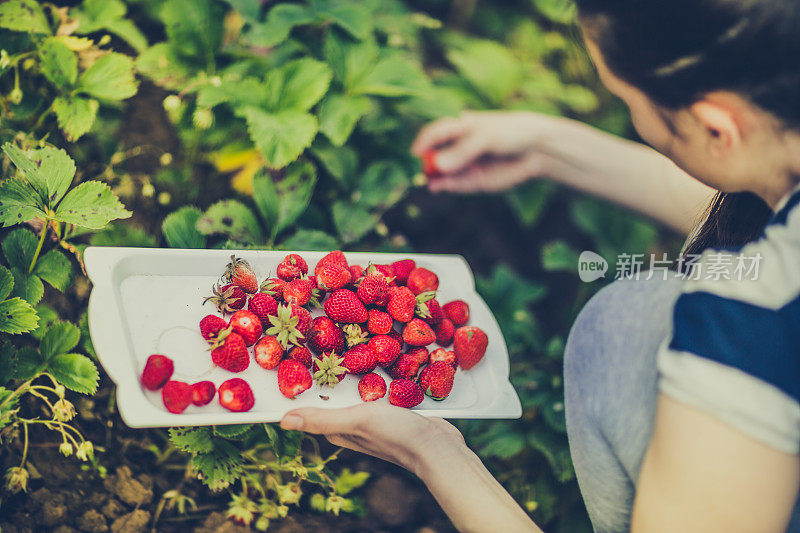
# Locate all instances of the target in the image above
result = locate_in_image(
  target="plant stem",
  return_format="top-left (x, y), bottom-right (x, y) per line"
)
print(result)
top-left (20, 421), bottom-right (29, 466)
top-left (28, 221), bottom-right (48, 274)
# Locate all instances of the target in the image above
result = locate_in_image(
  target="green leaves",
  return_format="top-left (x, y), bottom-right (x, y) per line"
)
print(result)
top-left (72, 0), bottom-right (148, 52)
top-left (160, 0), bottom-right (224, 65)
top-left (39, 38), bottom-right (78, 89)
top-left (54, 181), bottom-right (132, 229)
top-left (0, 0), bottom-right (50, 34)
top-left (446, 38), bottom-right (523, 106)
top-left (318, 93), bottom-right (370, 146)
top-left (331, 202), bottom-right (377, 244)
top-left (53, 97), bottom-right (99, 142)
top-left (277, 58), bottom-right (333, 112)
top-left (196, 200), bottom-right (264, 244)
top-left (253, 161), bottom-right (316, 241)
top-left (244, 108), bottom-right (318, 170)
top-left (3, 144), bottom-right (75, 208)
top-left (162, 206), bottom-right (207, 248)
top-left (78, 53), bottom-right (138, 101)
top-left (0, 298), bottom-right (38, 335)
top-left (2, 228), bottom-right (72, 300)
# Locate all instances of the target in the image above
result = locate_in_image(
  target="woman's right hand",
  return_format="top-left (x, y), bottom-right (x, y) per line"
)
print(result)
top-left (411, 110), bottom-right (565, 194)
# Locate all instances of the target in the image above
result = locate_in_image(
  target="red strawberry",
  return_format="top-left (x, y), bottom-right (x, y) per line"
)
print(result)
top-left (419, 361), bottom-right (456, 400)
top-left (443, 300), bottom-right (470, 327)
top-left (218, 378), bottom-right (255, 412)
top-left (248, 293), bottom-right (279, 325)
top-left (200, 315), bottom-right (228, 343)
top-left (211, 332), bottom-right (250, 372)
top-left (387, 352), bottom-right (420, 380)
top-left (162, 381), bottom-right (193, 413)
top-left (453, 326), bottom-right (488, 370)
top-left (312, 352), bottom-right (347, 387)
top-left (406, 267), bottom-right (438, 295)
top-left (387, 327), bottom-right (404, 347)
top-left (387, 286), bottom-right (416, 322)
top-left (316, 264), bottom-right (352, 291)
top-left (277, 254), bottom-right (308, 281)
top-left (308, 316), bottom-right (344, 354)
top-left (324, 289), bottom-right (368, 323)
top-left (357, 273), bottom-right (389, 305)
top-left (254, 335), bottom-right (284, 369)
top-left (204, 283), bottom-right (247, 314)
top-left (142, 354), bottom-right (174, 391)
top-left (422, 149), bottom-right (441, 177)
top-left (415, 292), bottom-right (443, 325)
top-left (349, 265), bottom-right (365, 284)
top-left (229, 310), bottom-right (262, 346)
top-left (284, 278), bottom-right (314, 306)
top-left (406, 347), bottom-right (430, 366)
top-left (368, 335), bottom-right (402, 366)
top-left (265, 304), bottom-right (306, 348)
top-left (430, 348), bottom-right (456, 366)
top-left (373, 264), bottom-right (396, 280)
top-left (388, 379), bottom-right (424, 408)
top-left (391, 259), bottom-right (416, 284)
top-left (278, 359), bottom-right (313, 398)
top-left (434, 318), bottom-right (455, 347)
top-left (367, 309), bottom-right (393, 335)
top-left (358, 373), bottom-right (387, 402)
top-left (191, 381), bottom-right (216, 406)
top-left (343, 344), bottom-right (377, 374)
top-left (288, 346), bottom-right (313, 367)
top-left (315, 250), bottom-right (348, 276)
top-left (260, 278), bottom-right (287, 300)
top-left (403, 318), bottom-right (436, 347)
top-left (224, 255), bottom-right (258, 293)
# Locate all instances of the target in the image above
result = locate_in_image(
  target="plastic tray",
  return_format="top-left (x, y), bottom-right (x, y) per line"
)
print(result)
top-left (84, 247), bottom-right (522, 427)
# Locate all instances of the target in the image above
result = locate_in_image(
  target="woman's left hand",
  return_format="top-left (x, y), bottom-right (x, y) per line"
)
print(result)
top-left (280, 402), bottom-right (465, 475)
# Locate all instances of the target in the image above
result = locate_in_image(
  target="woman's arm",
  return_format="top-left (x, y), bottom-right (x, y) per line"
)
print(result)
top-left (413, 111), bottom-right (715, 235)
top-left (632, 394), bottom-right (800, 533)
top-left (280, 403), bottom-right (541, 533)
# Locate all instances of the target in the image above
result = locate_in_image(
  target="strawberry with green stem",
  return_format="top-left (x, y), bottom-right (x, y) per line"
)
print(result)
top-left (204, 283), bottom-right (247, 314)
top-left (266, 304), bottom-right (305, 349)
top-left (224, 255), bottom-right (258, 293)
top-left (312, 352), bottom-right (347, 388)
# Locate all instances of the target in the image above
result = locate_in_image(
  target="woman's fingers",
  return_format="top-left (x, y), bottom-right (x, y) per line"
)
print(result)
top-left (411, 116), bottom-right (471, 156)
top-left (428, 154), bottom-right (545, 194)
top-left (280, 405), bottom-right (367, 435)
top-left (433, 134), bottom-right (490, 174)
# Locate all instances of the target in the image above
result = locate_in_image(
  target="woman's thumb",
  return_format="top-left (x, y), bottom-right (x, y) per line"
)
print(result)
top-left (434, 135), bottom-right (487, 174)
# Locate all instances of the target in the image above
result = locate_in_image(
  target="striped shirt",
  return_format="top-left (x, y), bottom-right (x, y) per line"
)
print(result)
top-left (658, 184), bottom-right (800, 454)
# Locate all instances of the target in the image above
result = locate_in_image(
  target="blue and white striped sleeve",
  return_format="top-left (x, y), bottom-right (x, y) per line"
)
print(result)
top-left (657, 189), bottom-right (800, 454)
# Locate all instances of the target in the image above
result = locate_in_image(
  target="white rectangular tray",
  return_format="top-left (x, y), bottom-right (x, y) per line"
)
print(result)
top-left (84, 247), bottom-right (521, 427)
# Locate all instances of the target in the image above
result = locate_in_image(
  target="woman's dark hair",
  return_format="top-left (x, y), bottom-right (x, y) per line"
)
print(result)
top-left (574, 0), bottom-right (795, 254)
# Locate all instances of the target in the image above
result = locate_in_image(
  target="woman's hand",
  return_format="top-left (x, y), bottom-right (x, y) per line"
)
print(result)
top-left (280, 402), bottom-right (464, 476)
top-left (411, 110), bottom-right (564, 194)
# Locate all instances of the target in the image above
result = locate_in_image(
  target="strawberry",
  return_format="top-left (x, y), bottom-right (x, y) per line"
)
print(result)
top-left (284, 278), bottom-right (314, 306)
top-left (403, 318), bottom-right (436, 347)
top-left (368, 335), bottom-right (402, 366)
top-left (387, 327), bottom-right (404, 347)
top-left (387, 286), bottom-right (416, 322)
top-left (311, 352), bottom-right (346, 388)
top-left (357, 273), bottom-right (390, 305)
top-left (387, 352), bottom-right (420, 380)
top-left (316, 264), bottom-right (352, 291)
top-left (218, 378), bottom-right (255, 412)
top-left (430, 348), bottom-right (456, 366)
top-left (434, 318), bottom-right (455, 347)
top-left (191, 381), bottom-right (216, 406)
top-left (315, 250), bottom-right (348, 276)
top-left (343, 344), bottom-right (377, 374)
top-left (260, 278), bottom-right (287, 300)
top-left (277, 254), bottom-right (308, 281)
top-left (254, 335), bottom-right (284, 369)
top-left (342, 323), bottom-right (369, 348)
top-left (358, 373), bottom-right (387, 402)
top-left (200, 315), bottom-right (228, 343)
top-left (266, 304), bottom-right (306, 349)
top-left (224, 255), bottom-right (258, 293)
top-left (388, 379), bottom-right (424, 408)
top-left (162, 381), bottom-right (192, 413)
top-left (419, 361), bottom-right (456, 400)
top-left (308, 316), bottom-right (344, 354)
top-left (278, 359), bottom-right (312, 398)
top-left (373, 264), bottom-right (396, 280)
top-left (453, 326), bottom-right (488, 370)
top-left (367, 309), bottom-right (393, 335)
top-left (443, 300), bottom-right (470, 327)
top-left (288, 346), bottom-right (313, 367)
top-left (406, 347), bottom-right (430, 366)
top-left (422, 149), bottom-right (441, 178)
top-left (391, 259), bottom-right (416, 285)
top-left (406, 267), bottom-right (438, 295)
top-left (348, 265), bottom-right (365, 284)
top-left (415, 292), bottom-right (443, 325)
top-left (248, 293), bottom-right (279, 326)
top-left (142, 354), bottom-right (174, 390)
top-left (211, 332), bottom-right (250, 372)
top-left (229, 310), bottom-right (262, 346)
top-left (324, 289), bottom-right (368, 324)
top-left (204, 283), bottom-right (247, 314)
top-left (291, 304), bottom-right (312, 336)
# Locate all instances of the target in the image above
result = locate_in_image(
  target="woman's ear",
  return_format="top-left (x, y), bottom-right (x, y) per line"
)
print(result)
top-left (689, 99), bottom-right (743, 156)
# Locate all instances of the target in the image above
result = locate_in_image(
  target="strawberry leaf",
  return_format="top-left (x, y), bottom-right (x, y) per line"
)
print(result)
top-left (331, 201), bottom-right (377, 244)
top-left (72, 0), bottom-right (148, 53)
top-left (77, 53), bottom-right (138, 101)
top-left (192, 440), bottom-right (244, 490)
top-left (318, 93), bottom-right (371, 146)
top-left (356, 162), bottom-right (409, 210)
top-left (10, 268), bottom-right (43, 305)
top-left (0, 267), bottom-right (13, 301)
top-left (196, 200), bottom-right (263, 244)
top-left (135, 43), bottom-right (193, 91)
top-left (253, 161), bottom-right (316, 241)
top-left (34, 249), bottom-right (72, 292)
top-left (13, 346), bottom-right (44, 380)
top-left (280, 229), bottom-right (339, 252)
top-left (243, 3), bottom-right (315, 48)
top-left (169, 427), bottom-right (214, 454)
top-left (276, 58), bottom-right (332, 112)
top-left (0, 297), bottom-right (38, 335)
top-left (243, 107), bottom-right (318, 169)
top-left (2, 143), bottom-right (76, 208)
top-left (160, 0), bottom-right (223, 65)
top-left (52, 96), bottom-right (99, 142)
top-left (2, 228), bottom-right (37, 272)
top-left (0, 0), bottom-right (50, 34)
top-left (54, 180), bottom-right (132, 229)
top-left (40, 321), bottom-right (80, 361)
top-left (213, 424), bottom-right (253, 439)
top-left (162, 206), bottom-right (207, 248)
top-left (0, 178), bottom-right (47, 227)
top-left (48, 353), bottom-right (99, 394)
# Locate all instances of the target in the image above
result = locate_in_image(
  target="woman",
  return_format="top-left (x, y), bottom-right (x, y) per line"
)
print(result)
top-left (281, 1), bottom-right (800, 531)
